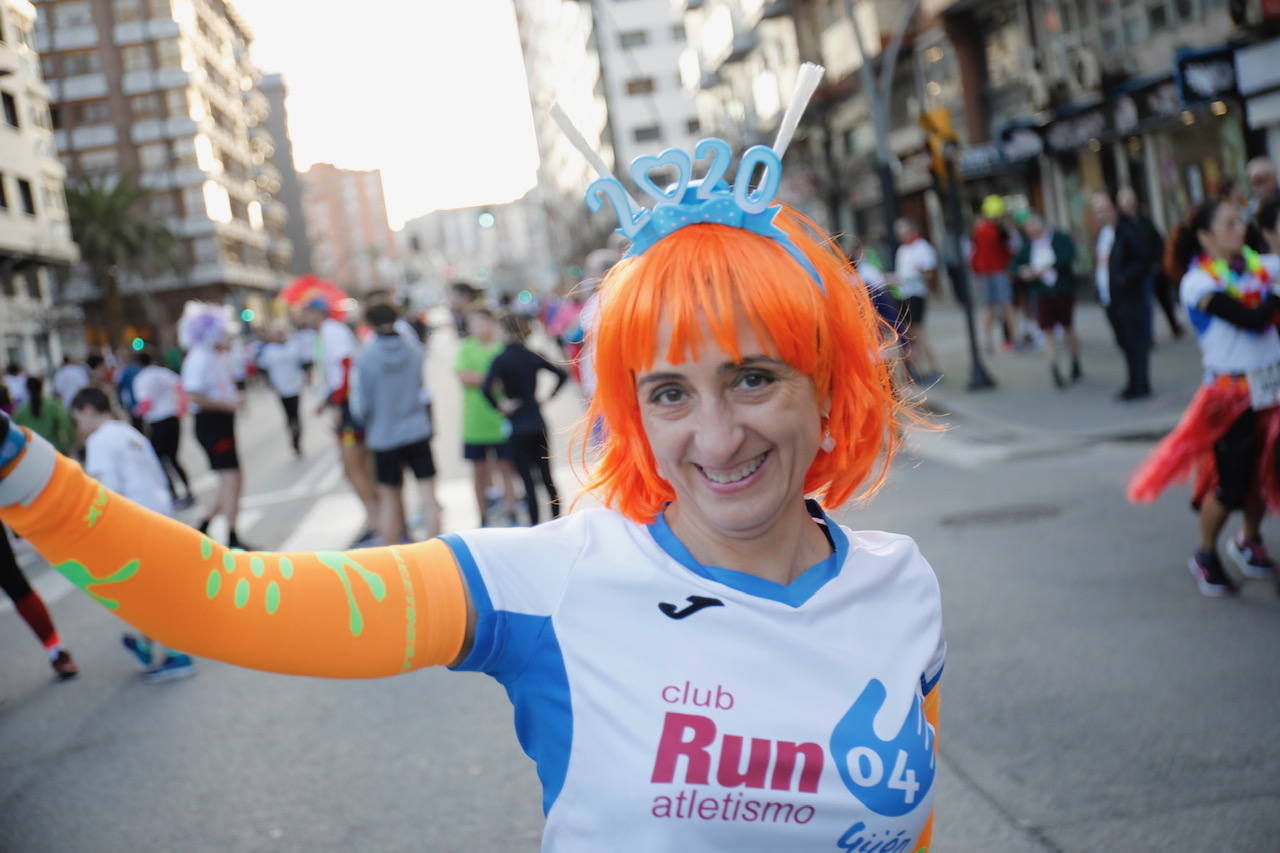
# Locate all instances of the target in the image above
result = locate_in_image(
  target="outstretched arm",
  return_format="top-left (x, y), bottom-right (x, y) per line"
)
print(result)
top-left (0, 417), bottom-right (471, 679)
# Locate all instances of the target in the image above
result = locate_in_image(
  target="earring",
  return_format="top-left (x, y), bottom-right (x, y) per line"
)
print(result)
top-left (820, 432), bottom-right (836, 453)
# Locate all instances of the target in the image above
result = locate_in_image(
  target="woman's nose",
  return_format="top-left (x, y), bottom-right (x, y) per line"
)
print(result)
top-left (691, 401), bottom-right (744, 461)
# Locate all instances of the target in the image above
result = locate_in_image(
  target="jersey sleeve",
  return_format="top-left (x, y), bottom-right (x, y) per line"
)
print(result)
top-left (0, 429), bottom-right (469, 679)
top-left (1180, 267), bottom-right (1216, 311)
top-left (441, 519), bottom-right (585, 680)
top-left (180, 352), bottom-right (209, 396)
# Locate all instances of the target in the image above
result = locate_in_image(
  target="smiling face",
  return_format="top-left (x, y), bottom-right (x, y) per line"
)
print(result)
top-left (1197, 201), bottom-right (1246, 259)
top-left (637, 309), bottom-right (823, 539)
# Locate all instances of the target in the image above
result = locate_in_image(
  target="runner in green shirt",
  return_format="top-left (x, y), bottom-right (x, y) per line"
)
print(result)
top-left (453, 308), bottom-right (519, 526)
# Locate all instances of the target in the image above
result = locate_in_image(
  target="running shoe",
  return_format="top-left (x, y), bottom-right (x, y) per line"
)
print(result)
top-left (1187, 550), bottom-right (1238, 597)
top-left (1225, 534), bottom-right (1276, 579)
top-left (143, 653), bottom-right (196, 683)
top-left (348, 528), bottom-right (380, 548)
top-left (50, 649), bottom-right (79, 680)
top-left (173, 496), bottom-right (195, 510)
top-left (122, 634), bottom-right (153, 670)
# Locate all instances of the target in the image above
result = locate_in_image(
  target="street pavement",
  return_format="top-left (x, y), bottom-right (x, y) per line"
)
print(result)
top-left (2, 310), bottom-right (1278, 851)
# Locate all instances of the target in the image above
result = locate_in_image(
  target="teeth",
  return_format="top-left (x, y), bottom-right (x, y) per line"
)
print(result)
top-left (701, 453), bottom-right (766, 484)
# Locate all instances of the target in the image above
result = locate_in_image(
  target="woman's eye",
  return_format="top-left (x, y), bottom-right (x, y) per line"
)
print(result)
top-left (737, 370), bottom-right (775, 390)
top-left (651, 386), bottom-right (685, 404)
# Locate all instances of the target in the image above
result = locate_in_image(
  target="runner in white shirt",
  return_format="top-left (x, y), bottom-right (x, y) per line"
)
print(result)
top-left (299, 299), bottom-right (379, 546)
top-left (131, 353), bottom-right (192, 508)
top-left (0, 125), bottom-right (945, 851)
top-left (257, 327), bottom-right (305, 456)
top-left (3, 365), bottom-right (28, 409)
top-left (178, 303), bottom-right (256, 551)
top-left (69, 386), bottom-right (195, 682)
top-left (889, 218), bottom-right (943, 383)
top-left (52, 358), bottom-right (90, 408)
top-left (1129, 198), bottom-right (1280, 597)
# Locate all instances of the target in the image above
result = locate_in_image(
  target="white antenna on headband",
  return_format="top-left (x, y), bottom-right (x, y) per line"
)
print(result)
top-left (548, 101), bottom-right (644, 210)
top-left (772, 63), bottom-right (825, 158)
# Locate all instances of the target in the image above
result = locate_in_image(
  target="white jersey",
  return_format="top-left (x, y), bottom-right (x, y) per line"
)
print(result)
top-left (1182, 254), bottom-right (1280, 376)
top-left (318, 318), bottom-right (359, 399)
top-left (52, 363), bottom-right (90, 407)
top-left (132, 365), bottom-right (182, 423)
top-left (258, 342), bottom-right (304, 398)
top-left (84, 421), bottom-right (173, 516)
top-left (444, 503), bottom-right (945, 852)
top-left (892, 240), bottom-right (937, 299)
top-left (180, 344), bottom-right (236, 413)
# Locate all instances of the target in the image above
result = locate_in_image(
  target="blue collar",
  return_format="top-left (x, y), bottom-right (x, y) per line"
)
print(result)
top-left (646, 500), bottom-right (847, 607)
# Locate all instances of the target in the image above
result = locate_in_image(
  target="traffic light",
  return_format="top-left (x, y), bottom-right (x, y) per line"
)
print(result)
top-left (130, 337), bottom-right (145, 351)
top-left (919, 107), bottom-right (957, 187)
top-left (478, 211), bottom-right (496, 229)
top-left (240, 308), bottom-right (255, 322)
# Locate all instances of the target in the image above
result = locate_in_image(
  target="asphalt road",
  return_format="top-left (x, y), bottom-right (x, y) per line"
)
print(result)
top-left (2, 328), bottom-right (1278, 851)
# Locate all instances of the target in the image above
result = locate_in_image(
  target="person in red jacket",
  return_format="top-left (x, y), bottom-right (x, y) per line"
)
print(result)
top-left (971, 195), bottom-right (1016, 353)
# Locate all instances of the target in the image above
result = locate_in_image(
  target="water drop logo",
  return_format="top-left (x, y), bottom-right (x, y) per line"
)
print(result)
top-left (829, 679), bottom-right (936, 817)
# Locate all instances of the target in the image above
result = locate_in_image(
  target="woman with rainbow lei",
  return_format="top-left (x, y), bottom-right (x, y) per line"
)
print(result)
top-left (1129, 197), bottom-right (1280, 597)
top-left (0, 68), bottom-right (944, 851)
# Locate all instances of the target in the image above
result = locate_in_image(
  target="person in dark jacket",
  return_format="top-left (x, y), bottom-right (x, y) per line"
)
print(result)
top-left (482, 313), bottom-right (568, 526)
top-left (1118, 187), bottom-right (1183, 340)
top-left (1092, 192), bottom-right (1154, 400)
top-left (1015, 212), bottom-right (1081, 388)
top-left (351, 303), bottom-right (440, 545)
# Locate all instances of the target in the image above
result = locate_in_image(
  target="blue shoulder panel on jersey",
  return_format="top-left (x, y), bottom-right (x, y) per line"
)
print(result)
top-left (499, 614), bottom-right (574, 815)
top-left (646, 503), bottom-right (849, 607)
top-left (440, 533), bottom-right (500, 672)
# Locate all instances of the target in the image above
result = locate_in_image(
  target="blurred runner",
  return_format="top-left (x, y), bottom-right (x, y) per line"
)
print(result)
top-left (52, 356), bottom-right (90, 408)
top-left (258, 326), bottom-right (305, 456)
top-left (483, 313), bottom-right (567, 525)
top-left (0, 522), bottom-right (78, 680)
top-left (455, 308), bottom-right (519, 526)
top-left (132, 352), bottom-right (193, 509)
top-left (70, 387), bottom-right (196, 681)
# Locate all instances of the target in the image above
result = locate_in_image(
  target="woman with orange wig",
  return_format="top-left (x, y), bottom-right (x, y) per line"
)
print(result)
top-left (0, 68), bottom-right (944, 851)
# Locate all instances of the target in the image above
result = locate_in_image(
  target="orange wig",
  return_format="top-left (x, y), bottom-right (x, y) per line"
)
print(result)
top-left (579, 204), bottom-right (903, 524)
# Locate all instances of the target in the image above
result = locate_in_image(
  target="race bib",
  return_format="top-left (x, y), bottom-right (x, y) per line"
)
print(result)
top-left (1247, 362), bottom-right (1280, 410)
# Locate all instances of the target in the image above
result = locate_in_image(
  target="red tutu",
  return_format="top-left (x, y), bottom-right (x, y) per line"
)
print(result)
top-left (1127, 378), bottom-right (1280, 511)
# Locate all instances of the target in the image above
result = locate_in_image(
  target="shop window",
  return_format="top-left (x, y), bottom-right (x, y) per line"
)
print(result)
top-left (626, 77), bottom-right (656, 95)
top-left (619, 30), bottom-right (647, 48)
top-left (2, 92), bottom-right (18, 128)
top-left (17, 178), bottom-right (35, 215)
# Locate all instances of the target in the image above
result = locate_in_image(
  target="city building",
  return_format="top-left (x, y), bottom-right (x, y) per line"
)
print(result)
top-left (33, 0), bottom-right (292, 344)
top-left (400, 189), bottom-right (551, 303)
top-left (512, 0), bottom-right (615, 287)
top-left (258, 71), bottom-right (310, 276)
top-left (299, 162), bottom-right (398, 295)
top-left (591, 0), bottom-right (700, 170)
top-left (0, 0), bottom-right (79, 372)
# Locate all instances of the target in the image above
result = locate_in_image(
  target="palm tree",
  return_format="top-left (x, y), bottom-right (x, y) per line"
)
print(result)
top-left (64, 172), bottom-right (181, 350)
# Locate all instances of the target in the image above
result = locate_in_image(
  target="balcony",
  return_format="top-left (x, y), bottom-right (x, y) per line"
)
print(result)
top-left (131, 116), bottom-right (201, 143)
top-left (54, 73), bottom-right (109, 100)
top-left (113, 18), bottom-right (182, 45)
top-left (122, 67), bottom-right (192, 95)
top-left (69, 123), bottom-right (117, 149)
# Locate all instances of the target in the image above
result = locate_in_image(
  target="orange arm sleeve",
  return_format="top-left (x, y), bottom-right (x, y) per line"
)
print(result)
top-left (1, 439), bottom-right (469, 679)
top-left (912, 687), bottom-right (942, 852)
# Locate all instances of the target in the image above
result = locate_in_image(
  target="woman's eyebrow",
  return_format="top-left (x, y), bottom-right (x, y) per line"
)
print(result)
top-left (721, 355), bottom-right (787, 372)
top-left (636, 371), bottom-right (684, 388)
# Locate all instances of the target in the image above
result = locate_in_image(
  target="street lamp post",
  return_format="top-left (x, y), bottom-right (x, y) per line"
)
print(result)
top-left (941, 142), bottom-right (995, 391)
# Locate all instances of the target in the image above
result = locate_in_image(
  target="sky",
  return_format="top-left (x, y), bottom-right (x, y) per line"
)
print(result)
top-left (232, 0), bottom-right (541, 229)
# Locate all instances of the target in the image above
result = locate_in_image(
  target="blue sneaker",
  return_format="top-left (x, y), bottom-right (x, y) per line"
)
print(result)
top-left (142, 653), bottom-right (196, 683)
top-left (121, 635), bottom-right (153, 670)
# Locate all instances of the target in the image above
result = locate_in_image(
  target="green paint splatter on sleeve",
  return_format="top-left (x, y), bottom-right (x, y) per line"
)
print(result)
top-left (265, 581), bottom-right (280, 615)
top-left (278, 557), bottom-right (294, 579)
top-left (391, 548), bottom-right (417, 674)
top-left (206, 569), bottom-right (221, 599)
top-left (222, 552), bottom-right (236, 573)
top-left (249, 556), bottom-right (265, 578)
top-left (56, 558), bottom-right (140, 610)
top-left (200, 538), bottom-right (213, 560)
top-left (316, 552), bottom-right (388, 637)
top-left (84, 486), bottom-right (108, 529)
top-left (234, 578), bottom-right (250, 609)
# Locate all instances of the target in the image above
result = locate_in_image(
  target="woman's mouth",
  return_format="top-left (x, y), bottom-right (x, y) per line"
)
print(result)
top-left (695, 451), bottom-right (769, 488)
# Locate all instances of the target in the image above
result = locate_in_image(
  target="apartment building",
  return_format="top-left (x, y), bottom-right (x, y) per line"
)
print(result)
top-left (592, 0), bottom-right (700, 169)
top-left (512, 0), bottom-right (614, 285)
top-left (33, 0), bottom-right (291, 339)
top-left (259, 71), bottom-right (310, 276)
top-left (299, 162), bottom-right (398, 295)
top-left (0, 0), bottom-right (79, 372)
